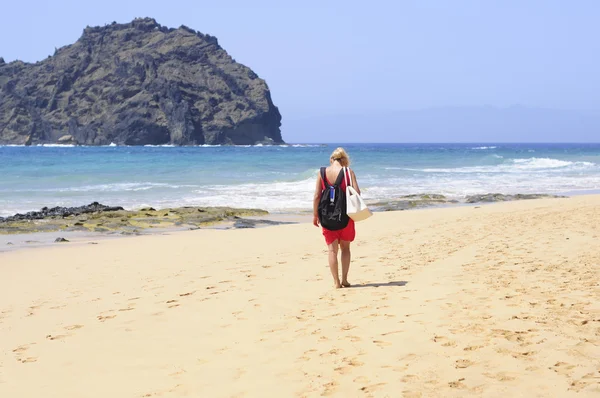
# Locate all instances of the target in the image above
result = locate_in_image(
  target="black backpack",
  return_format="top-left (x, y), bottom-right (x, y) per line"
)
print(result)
top-left (318, 167), bottom-right (349, 231)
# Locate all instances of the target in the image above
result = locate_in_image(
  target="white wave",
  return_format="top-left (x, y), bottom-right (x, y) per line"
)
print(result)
top-left (0, 145), bottom-right (26, 147)
top-left (144, 144), bottom-right (176, 147)
top-left (472, 146), bottom-right (497, 150)
top-left (188, 176), bottom-right (317, 210)
top-left (511, 157), bottom-right (594, 170)
top-left (415, 157), bottom-right (596, 174)
top-left (36, 144), bottom-right (76, 147)
top-left (492, 154), bottom-right (504, 159)
top-left (109, 142), bottom-right (117, 147)
top-left (16, 182), bottom-right (199, 193)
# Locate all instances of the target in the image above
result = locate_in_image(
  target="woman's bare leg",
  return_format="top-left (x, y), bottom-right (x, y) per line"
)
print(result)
top-left (340, 240), bottom-right (351, 287)
top-left (327, 240), bottom-right (341, 288)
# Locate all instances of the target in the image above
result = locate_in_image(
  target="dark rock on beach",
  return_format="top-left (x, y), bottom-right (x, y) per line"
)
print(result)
top-left (231, 216), bottom-right (295, 229)
top-left (464, 193), bottom-right (566, 203)
top-left (54, 237), bottom-right (69, 243)
top-left (0, 17), bottom-right (283, 146)
top-left (368, 194), bottom-right (455, 212)
top-left (368, 192), bottom-right (566, 212)
top-left (0, 202), bottom-right (124, 222)
top-left (0, 203), bottom-right (271, 235)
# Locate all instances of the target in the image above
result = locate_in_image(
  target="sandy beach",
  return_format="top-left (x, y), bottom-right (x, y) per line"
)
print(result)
top-left (1, 195), bottom-right (599, 397)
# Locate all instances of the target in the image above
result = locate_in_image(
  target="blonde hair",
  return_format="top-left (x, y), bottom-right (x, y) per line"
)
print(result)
top-left (330, 147), bottom-right (350, 167)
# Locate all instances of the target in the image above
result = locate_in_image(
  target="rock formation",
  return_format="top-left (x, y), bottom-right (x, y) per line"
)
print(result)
top-left (0, 18), bottom-right (283, 145)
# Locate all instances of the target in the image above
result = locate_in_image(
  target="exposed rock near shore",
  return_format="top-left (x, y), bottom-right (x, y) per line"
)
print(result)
top-left (1, 202), bottom-right (125, 222)
top-left (464, 193), bottom-right (566, 203)
top-left (0, 203), bottom-right (276, 235)
top-left (368, 193), bottom-right (565, 211)
top-left (369, 194), bottom-right (455, 211)
top-left (0, 18), bottom-right (283, 146)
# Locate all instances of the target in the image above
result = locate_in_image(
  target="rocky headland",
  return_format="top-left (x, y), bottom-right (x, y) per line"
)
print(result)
top-left (0, 18), bottom-right (283, 146)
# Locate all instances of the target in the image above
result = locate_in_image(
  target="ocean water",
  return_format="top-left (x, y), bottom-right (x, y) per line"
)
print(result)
top-left (1, 143), bottom-right (600, 217)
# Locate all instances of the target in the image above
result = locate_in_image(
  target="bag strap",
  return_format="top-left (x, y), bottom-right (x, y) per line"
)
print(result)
top-left (345, 167), bottom-right (353, 189)
top-left (333, 168), bottom-right (345, 186)
top-left (320, 167), bottom-right (327, 190)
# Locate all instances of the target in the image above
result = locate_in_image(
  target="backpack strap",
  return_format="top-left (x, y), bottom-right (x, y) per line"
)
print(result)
top-left (320, 167), bottom-right (327, 190)
top-left (333, 168), bottom-right (345, 186)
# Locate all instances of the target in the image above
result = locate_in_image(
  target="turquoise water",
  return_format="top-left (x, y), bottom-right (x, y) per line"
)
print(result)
top-left (1, 143), bottom-right (600, 217)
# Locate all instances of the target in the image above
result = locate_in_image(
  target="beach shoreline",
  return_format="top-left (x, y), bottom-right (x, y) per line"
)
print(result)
top-left (0, 192), bottom-right (574, 253)
top-left (0, 189), bottom-right (589, 253)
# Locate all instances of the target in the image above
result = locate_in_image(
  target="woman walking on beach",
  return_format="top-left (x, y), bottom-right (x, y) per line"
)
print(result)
top-left (313, 147), bottom-right (361, 289)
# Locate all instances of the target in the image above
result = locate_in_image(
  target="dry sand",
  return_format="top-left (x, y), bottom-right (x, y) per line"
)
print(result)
top-left (1, 195), bottom-right (599, 397)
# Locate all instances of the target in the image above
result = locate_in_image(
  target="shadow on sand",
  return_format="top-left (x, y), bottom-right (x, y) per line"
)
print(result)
top-left (348, 281), bottom-right (408, 288)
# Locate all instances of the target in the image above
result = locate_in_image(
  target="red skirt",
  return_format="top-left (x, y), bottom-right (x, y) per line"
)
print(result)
top-left (322, 219), bottom-right (356, 245)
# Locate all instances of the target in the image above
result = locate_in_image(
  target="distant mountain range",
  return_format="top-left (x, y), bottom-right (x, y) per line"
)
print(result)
top-left (284, 106), bottom-right (600, 143)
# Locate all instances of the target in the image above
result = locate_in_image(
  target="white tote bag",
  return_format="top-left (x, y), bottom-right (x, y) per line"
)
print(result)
top-left (345, 167), bottom-right (372, 222)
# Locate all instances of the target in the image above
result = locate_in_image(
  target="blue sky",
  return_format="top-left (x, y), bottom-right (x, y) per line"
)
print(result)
top-left (1, 0), bottom-right (599, 142)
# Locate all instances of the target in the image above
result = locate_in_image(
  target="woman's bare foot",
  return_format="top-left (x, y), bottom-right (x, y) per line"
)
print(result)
top-left (334, 281), bottom-right (342, 289)
top-left (341, 281), bottom-right (351, 287)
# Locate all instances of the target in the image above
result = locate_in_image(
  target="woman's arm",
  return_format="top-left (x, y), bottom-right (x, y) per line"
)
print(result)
top-left (350, 169), bottom-right (361, 195)
top-left (313, 174), bottom-right (322, 227)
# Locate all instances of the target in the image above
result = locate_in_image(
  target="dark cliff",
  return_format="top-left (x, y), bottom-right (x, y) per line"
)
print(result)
top-left (0, 18), bottom-right (283, 145)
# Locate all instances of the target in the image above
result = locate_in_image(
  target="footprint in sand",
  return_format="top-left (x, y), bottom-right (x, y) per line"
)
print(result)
top-left (551, 361), bottom-right (576, 376)
top-left (483, 372), bottom-right (517, 382)
top-left (353, 376), bottom-right (370, 384)
top-left (510, 350), bottom-right (535, 360)
top-left (12, 344), bottom-right (38, 363)
top-left (320, 348), bottom-right (342, 357)
top-left (360, 383), bottom-right (387, 393)
top-left (343, 357), bottom-right (364, 367)
top-left (64, 324), bottom-right (84, 331)
top-left (334, 365), bottom-right (353, 375)
top-left (373, 340), bottom-right (392, 348)
top-left (46, 334), bottom-right (68, 341)
top-left (322, 381), bottom-right (339, 396)
top-left (570, 372), bottom-right (600, 392)
top-left (455, 359), bottom-right (474, 369)
top-left (13, 344), bottom-right (31, 354)
top-left (381, 329), bottom-right (403, 336)
top-left (179, 291), bottom-right (195, 297)
top-left (97, 314), bottom-right (116, 322)
top-left (448, 378), bottom-right (467, 389)
top-left (433, 335), bottom-right (456, 347)
top-left (166, 300), bottom-right (180, 308)
top-left (401, 374), bottom-right (418, 383)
